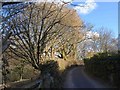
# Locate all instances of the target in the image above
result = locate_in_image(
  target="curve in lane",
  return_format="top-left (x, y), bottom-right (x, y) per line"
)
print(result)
top-left (63, 66), bottom-right (110, 88)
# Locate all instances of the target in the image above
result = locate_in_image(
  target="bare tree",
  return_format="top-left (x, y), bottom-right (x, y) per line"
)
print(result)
top-left (42, 10), bottom-right (83, 61)
top-left (96, 27), bottom-right (115, 52)
top-left (83, 27), bottom-right (118, 56)
top-left (1, 2), bottom-right (34, 85)
top-left (2, 2), bottom-right (83, 74)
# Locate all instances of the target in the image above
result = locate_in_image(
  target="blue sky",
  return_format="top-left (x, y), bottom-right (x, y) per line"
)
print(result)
top-left (2, 0), bottom-right (118, 38)
top-left (69, 1), bottom-right (118, 38)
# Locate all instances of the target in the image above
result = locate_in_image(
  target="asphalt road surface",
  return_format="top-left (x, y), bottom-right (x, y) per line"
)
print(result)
top-left (63, 66), bottom-right (110, 88)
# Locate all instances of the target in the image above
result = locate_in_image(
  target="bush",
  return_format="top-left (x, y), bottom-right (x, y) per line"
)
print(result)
top-left (22, 65), bottom-right (39, 79)
top-left (7, 70), bottom-right (20, 82)
top-left (84, 52), bottom-right (120, 88)
top-left (40, 60), bottom-right (62, 88)
top-left (6, 65), bottom-right (39, 83)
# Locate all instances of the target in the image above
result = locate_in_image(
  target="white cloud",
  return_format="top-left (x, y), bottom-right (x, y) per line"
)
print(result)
top-left (73, 0), bottom-right (97, 14)
top-left (20, 0), bottom-right (96, 14)
top-left (34, 0), bottom-right (72, 4)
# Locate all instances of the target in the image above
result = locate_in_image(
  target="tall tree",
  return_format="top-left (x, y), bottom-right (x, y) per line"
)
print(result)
top-left (2, 2), bottom-right (83, 73)
top-left (43, 10), bottom-right (83, 61)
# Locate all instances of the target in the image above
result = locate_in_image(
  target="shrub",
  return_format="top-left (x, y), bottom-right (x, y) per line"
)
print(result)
top-left (40, 60), bottom-right (62, 88)
top-left (7, 70), bottom-right (20, 82)
top-left (84, 52), bottom-right (120, 88)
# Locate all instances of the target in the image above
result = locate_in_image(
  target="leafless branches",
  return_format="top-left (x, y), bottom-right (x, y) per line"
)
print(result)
top-left (2, 2), bottom-right (83, 70)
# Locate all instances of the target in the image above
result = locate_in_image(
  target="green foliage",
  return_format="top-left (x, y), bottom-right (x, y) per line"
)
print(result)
top-left (84, 52), bottom-right (120, 88)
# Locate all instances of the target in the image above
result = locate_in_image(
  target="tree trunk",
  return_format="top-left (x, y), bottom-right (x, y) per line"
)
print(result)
top-left (62, 50), bottom-right (67, 60)
top-left (20, 74), bottom-right (23, 81)
top-left (73, 44), bottom-right (77, 60)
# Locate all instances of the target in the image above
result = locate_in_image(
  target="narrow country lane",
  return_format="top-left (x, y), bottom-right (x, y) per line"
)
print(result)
top-left (63, 66), bottom-right (110, 88)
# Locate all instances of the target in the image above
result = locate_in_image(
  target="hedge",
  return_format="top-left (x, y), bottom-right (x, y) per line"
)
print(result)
top-left (84, 52), bottom-right (120, 88)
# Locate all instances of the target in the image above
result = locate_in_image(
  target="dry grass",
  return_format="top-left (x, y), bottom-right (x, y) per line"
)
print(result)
top-left (55, 57), bottom-right (84, 71)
